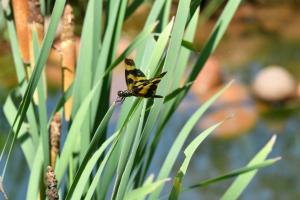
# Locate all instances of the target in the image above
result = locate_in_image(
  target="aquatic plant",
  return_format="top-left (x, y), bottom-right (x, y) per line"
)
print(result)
top-left (0, 0), bottom-right (279, 199)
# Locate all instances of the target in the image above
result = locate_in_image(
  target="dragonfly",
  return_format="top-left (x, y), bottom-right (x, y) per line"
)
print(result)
top-left (116, 58), bottom-right (167, 103)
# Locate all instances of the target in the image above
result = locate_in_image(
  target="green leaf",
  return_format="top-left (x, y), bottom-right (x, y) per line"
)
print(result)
top-left (135, 19), bottom-right (174, 152)
top-left (32, 29), bottom-right (49, 167)
top-left (84, 139), bottom-right (119, 200)
top-left (112, 105), bottom-right (144, 199)
top-left (144, 0), bottom-right (166, 28)
top-left (181, 40), bottom-right (199, 52)
top-left (144, 0), bottom-right (242, 183)
top-left (56, 80), bottom-right (102, 183)
top-left (71, 0), bottom-right (102, 118)
top-left (71, 0), bottom-right (103, 165)
top-left (135, 0), bottom-right (166, 62)
top-left (3, 94), bottom-right (34, 169)
top-left (69, 132), bottom-right (118, 200)
top-left (39, 0), bottom-right (46, 15)
top-left (221, 135), bottom-right (277, 200)
top-left (163, 82), bottom-right (193, 103)
top-left (187, 0), bottom-right (242, 83)
top-left (114, 101), bottom-right (147, 200)
top-left (90, 99), bottom-right (142, 200)
top-left (4, 7), bottom-right (39, 147)
top-left (169, 121), bottom-right (224, 200)
top-left (125, 0), bottom-right (144, 20)
top-left (26, 142), bottom-right (43, 200)
top-left (161, 0), bottom-right (172, 29)
top-left (84, 98), bottom-right (144, 200)
top-left (103, 22), bottom-right (158, 76)
top-left (150, 81), bottom-right (233, 199)
top-left (144, 0), bottom-right (241, 181)
top-left (124, 179), bottom-right (170, 200)
top-left (139, 3), bottom-right (196, 185)
top-left (90, 0), bottom-right (121, 114)
top-left (0, 0), bottom-right (66, 177)
top-left (48, 83), bottom-right (73, 125)
top-left (197, 0), bottom-right (226, 27)
top-left (5, 13), bottom-right (26, 82)
top-left (64, 103), bottom-right (116, 199)
top-left (187, 157), bottom-right (281, 190)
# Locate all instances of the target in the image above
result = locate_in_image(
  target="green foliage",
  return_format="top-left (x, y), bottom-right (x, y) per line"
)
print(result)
top-left (0, 0), bottom-right (279, 199)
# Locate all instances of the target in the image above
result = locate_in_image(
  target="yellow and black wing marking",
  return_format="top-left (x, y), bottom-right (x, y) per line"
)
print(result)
top-left (132, 71), bottom-right (167, 98)
top-left (116, 58), bottom-right (167, 103)
top-left (124, 58), bottom-right (147, 90)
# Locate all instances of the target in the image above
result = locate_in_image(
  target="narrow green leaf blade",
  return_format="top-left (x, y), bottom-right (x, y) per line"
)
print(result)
top-left (3, 94), bottom-right (34, 168)
top-left (114, 102), bottom-right (147, 200)
top-left (187, 0), bottom-right (242, 82)
top-left (151, 81), bottom-right (233, 199)
top-left (168, 121), bottom-right (224, 200)
top-left (26, 143), bottom-right (43, 200)
top-left (56, 80), bottom-right (102, 183)
top-left (64, 103), bottom-right (116, 199)
top-left (71, 0), bottom-right (102, 118)
top-left (124, 179), bottom-right (170, 200)
top-left (221, 135), bottom-right (277, 200)
top-left (32, 29), bottom-right (49, 167)
top-left (163, 82), bottom-right (193, 103)
top-left (84, 139), bottom-right (119, 200)
top-left (70, 132), bottom-right (118, 200)
top-left (0, 0), bottom-right (66, 177)
top-left (103, 22), bottom-right (158, 76)
top-left (188, 157), bottom-right (281, 189)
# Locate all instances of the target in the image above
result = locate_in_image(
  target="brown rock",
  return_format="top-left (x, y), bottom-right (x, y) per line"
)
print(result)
top-left (199, 105), bottom-right (257, 139)
top-left (194, 82), bottom-right (250, 106)
top-left (297, 83), bottom-right (300, 98)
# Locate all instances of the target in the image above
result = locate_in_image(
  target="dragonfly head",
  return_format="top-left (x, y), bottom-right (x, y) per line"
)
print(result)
top-left (118, 90), bottom-right (130, 97)
top-left (124, 58), bottom-right (135, 66)
top-left (116, 90), bottom-right (132, 103)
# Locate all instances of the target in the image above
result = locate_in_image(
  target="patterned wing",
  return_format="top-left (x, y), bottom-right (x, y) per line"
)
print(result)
top-left (124, 58), bottom-right (147, 90)
top-left (132, 71), bottom-right (167, 98)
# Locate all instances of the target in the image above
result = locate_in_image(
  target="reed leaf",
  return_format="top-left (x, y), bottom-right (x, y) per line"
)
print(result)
top-left (221, 136), bottom-right (277, 200)
top-left (168, 121), bottom-right (225, 200)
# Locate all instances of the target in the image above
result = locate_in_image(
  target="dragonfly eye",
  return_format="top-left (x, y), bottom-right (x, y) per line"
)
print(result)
top-left (124, 58), bottom-right (134, 65)
top-left (117, 91), bottom-right (124, 97)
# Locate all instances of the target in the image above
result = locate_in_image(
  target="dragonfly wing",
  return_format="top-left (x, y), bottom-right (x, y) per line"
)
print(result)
top-left (124, 58), bottom-right (147, 90)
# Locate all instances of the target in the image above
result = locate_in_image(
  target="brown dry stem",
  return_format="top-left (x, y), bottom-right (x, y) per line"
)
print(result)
top-left (45, 166), bottom-right (59, 200)
top-left (12, 0), bottom-right (30, 64)
top-left (49, 113), bottom-right (61, 168)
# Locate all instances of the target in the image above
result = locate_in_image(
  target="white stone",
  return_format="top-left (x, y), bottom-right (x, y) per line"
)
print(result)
top-left (252, 66), bottom-right (296, 101)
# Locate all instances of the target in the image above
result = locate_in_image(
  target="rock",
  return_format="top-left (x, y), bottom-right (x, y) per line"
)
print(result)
top-left (297, 83), bottom-right (300, 98)
top-left (196, 82), bottom-right (249, 105)
top-left (199, 105), bottom-right (257, 139)
top-left (252, 66), bottom-right (296, 101)
top-left (194, 81), bottom-right (256, 138)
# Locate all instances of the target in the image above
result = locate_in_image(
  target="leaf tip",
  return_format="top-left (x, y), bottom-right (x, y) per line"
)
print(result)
top-left (228, 79), bottom-right (235, 86)
top-left (270, 135), bottom-right (277, 145)
top-left (153, 21), bottom-right (159, 29)
top-left (274, 156), bottom-right (282, 162)
top-left (170, 16), bottom-right (175, 22)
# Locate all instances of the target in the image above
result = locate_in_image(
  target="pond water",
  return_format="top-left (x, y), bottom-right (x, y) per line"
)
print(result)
top-left (1, 2), bottom-right (300, 200)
